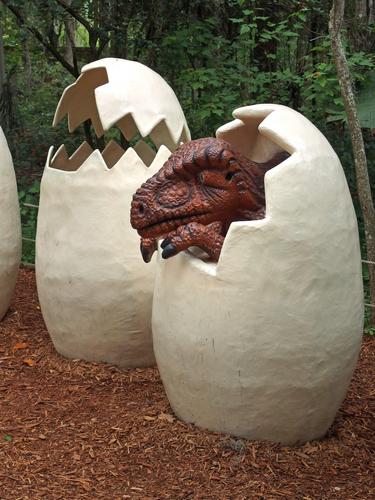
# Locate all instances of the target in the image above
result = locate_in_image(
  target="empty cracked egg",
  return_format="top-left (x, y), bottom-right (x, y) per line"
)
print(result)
top-left (0, 127), bottom-right (21, 320)
top-left (152, 104), bottom-right (364, 444)
top-left (35, 58), bottom-right (190, 367)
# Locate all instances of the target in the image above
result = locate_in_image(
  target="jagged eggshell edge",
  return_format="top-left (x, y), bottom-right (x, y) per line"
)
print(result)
top-left (36, 141), bottom-right (171, 367)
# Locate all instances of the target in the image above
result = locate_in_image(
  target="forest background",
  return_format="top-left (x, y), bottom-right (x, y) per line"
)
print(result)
top-left (0, 0), bottom-right (374, 331)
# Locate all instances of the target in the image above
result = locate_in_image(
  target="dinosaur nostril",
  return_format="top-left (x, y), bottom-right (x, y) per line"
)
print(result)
top-left (138, 202), bottom-right (145, 215)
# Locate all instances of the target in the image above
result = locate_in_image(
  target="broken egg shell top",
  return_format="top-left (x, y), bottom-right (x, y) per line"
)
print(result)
top-left (0, 127), bottom-right (22, 320)
top-left (36, 58), bottom-right (190, 367)
top-left (152, 104), bottom-right (364, 444)
top-left (52, 57), bottom-right (190, 164)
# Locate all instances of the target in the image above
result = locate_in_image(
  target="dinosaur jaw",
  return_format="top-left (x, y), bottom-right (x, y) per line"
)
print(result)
top-left (136, 211), bottom-right (211, 240)
top-left (137, 211), bottom-right (212, 263)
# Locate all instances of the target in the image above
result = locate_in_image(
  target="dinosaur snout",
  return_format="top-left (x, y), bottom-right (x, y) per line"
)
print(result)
top-left (130, 197), bottom-right (149, 230)
top-left (134, 200), bottom-right (146, 218)
top-left (155, 181), bottom-right (191, 208)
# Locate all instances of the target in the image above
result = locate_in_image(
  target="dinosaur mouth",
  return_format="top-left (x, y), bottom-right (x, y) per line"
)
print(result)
top-left (137, 212), bottom-right (210, 239)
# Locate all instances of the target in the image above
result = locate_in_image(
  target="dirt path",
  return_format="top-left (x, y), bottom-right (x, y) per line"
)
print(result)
top-left (0, 269), bottom-right (374, 499)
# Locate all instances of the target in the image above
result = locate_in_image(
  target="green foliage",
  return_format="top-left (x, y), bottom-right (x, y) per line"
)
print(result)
top-left (18, 179), bottom-right (40, 265)
top-left (363, 263), bottom-right (375, 335)
top-left (356, 71), bottom-right (375, 129)
top-left (1, 0), bottom-right (374, 329)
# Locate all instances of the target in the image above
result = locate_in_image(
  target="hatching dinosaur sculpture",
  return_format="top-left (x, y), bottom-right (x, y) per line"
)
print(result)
top-left (130, 137), bottom-right (288, 262)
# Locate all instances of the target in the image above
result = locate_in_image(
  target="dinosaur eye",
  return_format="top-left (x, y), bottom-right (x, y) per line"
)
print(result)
top-left (225, 171), bottom-right (235, 181)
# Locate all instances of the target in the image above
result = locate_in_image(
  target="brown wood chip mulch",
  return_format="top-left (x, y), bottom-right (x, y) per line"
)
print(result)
top-left (0, 269), bottom-right (374, 500)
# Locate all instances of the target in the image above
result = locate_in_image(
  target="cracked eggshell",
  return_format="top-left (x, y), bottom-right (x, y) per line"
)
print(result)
top-left (0, 127), bottom-right (21, 320)
top-left (36, 58), bottom-right (190, 367)
top-left (53, 58), bottom-right (190, 151)
top-left (152, 104), bottom-right (364, 444)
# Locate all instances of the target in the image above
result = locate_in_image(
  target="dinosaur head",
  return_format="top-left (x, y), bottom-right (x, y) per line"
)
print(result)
top-left (131, 137), bottom-right (284, 262)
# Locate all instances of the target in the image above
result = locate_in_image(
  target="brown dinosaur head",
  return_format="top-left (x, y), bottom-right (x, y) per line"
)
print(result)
top-left (131, 137), bottom-right (287, 262)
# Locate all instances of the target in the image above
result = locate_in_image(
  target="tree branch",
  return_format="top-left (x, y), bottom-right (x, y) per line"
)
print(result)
top-left (54, 0), bottom-right (93, 34)
top-left (55, 0), bottom-right (109, 48)
top-left (0, 0), bottom-right (78, 77)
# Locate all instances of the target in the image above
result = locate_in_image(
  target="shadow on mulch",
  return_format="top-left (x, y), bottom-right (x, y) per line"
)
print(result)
top-left (0, 269), bottom-right (374, 499)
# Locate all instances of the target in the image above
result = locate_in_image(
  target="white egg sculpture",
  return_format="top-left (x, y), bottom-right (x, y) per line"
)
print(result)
top-left (152, 104), bottom-right (364, 444)
top-left (0, 127), bottom-right (21, 320)
top-left (36, 58), bottom-right (190, 367)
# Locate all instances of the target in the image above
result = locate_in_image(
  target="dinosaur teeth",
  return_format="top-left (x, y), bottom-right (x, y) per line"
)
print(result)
top-left (140, 238), bottom-right (158, 263)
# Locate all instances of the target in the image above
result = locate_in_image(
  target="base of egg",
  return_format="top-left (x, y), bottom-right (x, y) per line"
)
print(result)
top-left (36, 146), bottom-right (171, 368)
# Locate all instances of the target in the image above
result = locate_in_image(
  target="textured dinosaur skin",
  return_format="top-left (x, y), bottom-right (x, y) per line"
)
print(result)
top-left (130, 137), bottom-right (288, 262)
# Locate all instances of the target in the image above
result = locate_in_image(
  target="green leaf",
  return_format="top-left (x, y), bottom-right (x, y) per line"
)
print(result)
top-left (283, 31), bottom-right (299, 38)
top-left (260, 33), bottom-right (273, 41)
top-left (240, 25), bottom-right (251, 35)
top-left (4, 435), bottom-right (12, 442)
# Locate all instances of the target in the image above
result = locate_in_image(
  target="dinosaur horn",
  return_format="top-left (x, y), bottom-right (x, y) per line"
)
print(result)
top-left (182, 141), bottom-right (236, 174)
top-left (171, 157), bottom-right (191, 180)
top-left (207, 145), bottom-right (236, 170)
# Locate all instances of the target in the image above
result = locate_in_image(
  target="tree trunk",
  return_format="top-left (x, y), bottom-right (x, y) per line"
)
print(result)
top-left (63, 0), bottom-right (76, 67)
top-left (356, 0), bottom-right (367, 20)
top-left (22, 35), bottom-right (33, 90)
top-left (0, 24), bottom-right (5, 91)
top-left (369, 0), bottom-right (374, 23)
top-left (329, 0), bottom-right (375, 326)
top-left (350, 0), bottom-right (374, 51)
top-left (0, 24), bottom-right (8, 129)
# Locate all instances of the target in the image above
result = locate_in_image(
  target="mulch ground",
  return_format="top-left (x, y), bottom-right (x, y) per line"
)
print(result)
top-left (0, 269), bottom-right (374, 500)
